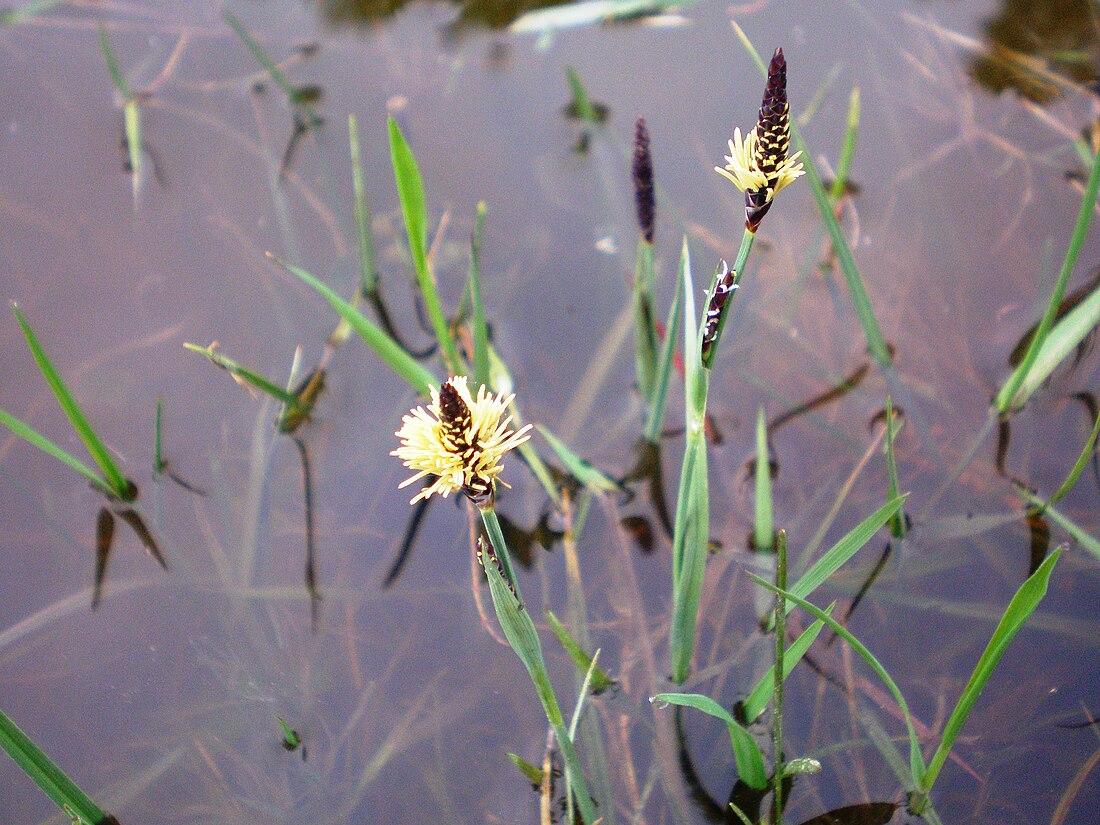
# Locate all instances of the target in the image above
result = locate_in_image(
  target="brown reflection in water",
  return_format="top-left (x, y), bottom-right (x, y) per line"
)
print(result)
top-left (496, 508), bottom-right (563, 569)
top-left (622, 439), bottom-right (674, 543)
top-left (91, 499), bottom-right (166, 609)
top-left (1026, 511), bottom-right (1051, 576)
top-left (970, 0), bottom-right (1099, 102)
top-left (794, 802), bottom-right (898, 825)
top-left (767, 360), bottom-right (871, 436)
top-left (382, 495), bottom-right (434, 588)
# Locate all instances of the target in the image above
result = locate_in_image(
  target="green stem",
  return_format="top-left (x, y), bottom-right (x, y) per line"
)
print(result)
top-left (772, 530), bottom-right (787, 825)
top-left (479, 506), bottom-right (516, 586)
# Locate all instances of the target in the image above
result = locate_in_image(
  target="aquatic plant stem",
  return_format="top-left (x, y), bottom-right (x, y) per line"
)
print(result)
top-left (772, 529), bottom-right (787, 825)
top-left (701, 228), bottom-right (754, 371)
top-left (479, 506), bottom-right (516, 586)
top-left (478, 509), bottom-right (596, 824)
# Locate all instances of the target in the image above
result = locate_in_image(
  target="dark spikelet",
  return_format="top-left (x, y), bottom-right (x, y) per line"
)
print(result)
top-left (746, 47), bottom-right (790, 232)
top-left (463, 479), bottom-right (495, 508)
top-left (700, 260), bottom-right (737, 363)
top-left (633, 116), bottom-right (656, 244)
top-left (477, 536), bottom-right (522, 607)
top-left (439, 381), bottom-right (473, 451)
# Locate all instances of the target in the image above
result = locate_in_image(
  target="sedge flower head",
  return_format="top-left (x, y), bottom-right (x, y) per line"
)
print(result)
top-left (714, 47), bottom-right (804, 232)
top-left (392, 376), bottom-right (532, 506)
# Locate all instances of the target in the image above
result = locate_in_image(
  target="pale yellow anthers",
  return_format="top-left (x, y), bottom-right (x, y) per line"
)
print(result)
top-left (714, 125), bottom-right (804, 203)
top-left (392, 376), bottom-right (532, 505)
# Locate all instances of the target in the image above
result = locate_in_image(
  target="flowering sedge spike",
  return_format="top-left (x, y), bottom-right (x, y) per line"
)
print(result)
top-left (700, 260), bottom-right (737, 363)
top-left (392, 376), bottom-right (532, 507)
top-left (633, 116), bottom-right (656, 244)
top-left (716, 47), bottom-right (804, 233)
top-left (477, 536), bottom-right (522, 608)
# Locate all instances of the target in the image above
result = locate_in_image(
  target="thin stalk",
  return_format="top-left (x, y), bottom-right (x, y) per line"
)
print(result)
top-left (885, 396), bottom-right (906, 539)
top-left (349, 113), bottom-right (377, 295)
top-left (754, 406), bottom-right (773, 550)
top-left (479, 506), bottom-right (515, 586)
top-left (772, 529), bottom-right (787, 825)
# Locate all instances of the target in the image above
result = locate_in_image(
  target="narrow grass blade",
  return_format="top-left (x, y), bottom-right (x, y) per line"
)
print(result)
top-left (1035, 412), bottom-right (1100, 514)
top-left (669, 238), bottom-right (711, 683)
top-left (271, 254), bottom-right (438, 396)
top-left (508, 752), bottom-right (543, 785)
top-left (730, 24), bottom-right (891, 367)
top-left (998, 144), bottom-right (1100, 413)
top-left (0, 0), bottom-right (67, 25)
top-left (741, 604), bottom-right (835, 723)
top-left (787, 496), bottom-right (906, 609)
top-left (0, 408), bottom-right (110, 494)
top-left (772, 529), bottom-right (788, 825)
top-left (749, 575), bottom-right (925, 786)
top-left (998, 278), bottom-right (1100, 411)
top-left (547, 609), bottom-right (615, 694)
top-left (0, 707), bottom-right (117, 825)
top-left (884, 397), bottom-right (906, 539)
top-left (642, 258), bottom-right (683, 444)
top-left (916, 549), bottom-right (1062, 799)
top-left (153, 398), bottom-right (165, 475)
top-left (753, 406), bottom-right (773, 550)
top-left (535, 425), bottom-right (619, 494)
top-left (1018, 491), bottom-right (1100, 559)
top-left (828, 87), bottom-right (860, 204)
top-left (184, 343), bottom-right (301, 407)
top-left (97, 23), bottom-right (140, 205)
top-left (479, 538), bottom-right (597, 824)
top-left (651, 693), bottom-right (768, 789)
top-left (349, 114), bottom-right (377, 295)
top-left (388, 117), bottom-right (462, 374)
top-left (633, 239), bottom-right (659, 404)
top-left (565, 66), bottom-right (598, 123)
top-left (11, 304), bottom-right (130, 500)
top-left (224, 11), bottom-right (320, 125)
top-left (469, 201), bottom-right (490, 388)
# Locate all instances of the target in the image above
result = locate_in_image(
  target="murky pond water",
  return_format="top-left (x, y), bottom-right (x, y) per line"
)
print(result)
top-left (1, 0), bottom-right (1099, 823)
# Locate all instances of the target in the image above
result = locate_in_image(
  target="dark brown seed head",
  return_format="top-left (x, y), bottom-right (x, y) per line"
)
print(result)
top-left (753, 47), bottom-right (791, 185)
top-left (438, 381), bottom-right (473, 451)
top-left (633, 116), bottom-right (656, 244)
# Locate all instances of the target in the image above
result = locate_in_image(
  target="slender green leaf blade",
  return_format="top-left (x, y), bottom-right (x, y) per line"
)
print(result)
top-left (11, 304), bottom-right (129, 499)
top-left (0, 707), bottom-right (113, 825)
top-left (536, 425), bottom-right (618, 494)
top-left (885, 396), bottom-right (906, 539)
top-left (633, 239), bottom-right (658, 403)
top-left (348, 114), bottom-right (377, 295)
top-left (470, 201), bottom-right (490, 388)
top-left (123, 99), bottom-right (141, 205)
top-left (547, 609), bottom-right (615, 694)
top-left (183, 343), bottom-right (300, 406)
top-left (0, 408), bottom-right (110, 494)
top-left (1001, 282), bottom-right (1100, 411)
top-left (753, 406), bottom-right (772, 549)
top-left (920, 549), bottom-right (1061, 792)
top-left (271, 254), bottom-right (437, 396)
top-left (750, 575), bottom-right (925, 785)
top-left (828, 86), bottom-right (860, 204)
top-left (788, 496), bottom-right (906, 609)
top-left (742, 604), bottom-right (834, 722)
top-left (996, 144), bottom-right (1100, 412)
top-left (643, 260), bottom-right (683, 443)
top-left (387, 117), bottom-right (461, 373)
top-left (96, 22), bottom-right (129, 97)
top-left (652, 693), bottom-right (767, 789)
top-left (507, 752), bottom-right (543, 786)
top-left (1043, 412), bottom-right (1100, 511)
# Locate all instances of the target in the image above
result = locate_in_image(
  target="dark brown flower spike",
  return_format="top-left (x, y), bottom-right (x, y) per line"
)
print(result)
top-left (633, 116), bottom-right (656, 244)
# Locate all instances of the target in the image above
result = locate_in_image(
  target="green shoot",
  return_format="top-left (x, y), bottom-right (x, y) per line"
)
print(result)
top-left (349, 113), bottom-right (378, 296)
top-left (153, 398), bottom-right (165, 475)
top-left (387, 116), bottom-right (462, 374)
top-left (271, 253), bottom-right (438, 396)
top-left (0, 707), bottom-right (118, 825)
top-left (224, 11), bottom-right (321, 125)
top-left (183, 343), bottom-right (301, 408)
top-left (97, 23), bottom-right (141, 206)
top-left (9, 304), bottom-right (132, 500)
top-left (564, 66), bottom-right (599, 123)
top-left (995, 143), bottom-right (1100, 412)
top-left (276, 717), bottom-right (301, 752)
top-left (535, 425), bottom-right (619, 494)
top-left (884, 397), bottom-right (906, 539)
top-left (741, 604), bottom-right (834, 723)
top-left (772, 529), bottom-right (787, 825)
top-left (546, 609), bottom-right (616, 694)
top-left (633, 239), bottom-right (659, 404)
top-left (507, 752), bottom-right (543, 786)
top-left (642, 257), bottom-right (683, 444)
top-left (469, 201), bottom-right (490, 388)
top-left (753, 407), bottom-right (773, 550)
top-left (998, 279), bottom-right (1100, 412)
top-left (828, 86), bottom-right (860, 204)
top-left (650, 693), bottom-right (767, 789)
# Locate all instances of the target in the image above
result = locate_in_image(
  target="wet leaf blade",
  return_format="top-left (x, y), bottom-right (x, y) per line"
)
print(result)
top-left (1001, 281), bottom-right (1100, 411)
top-left (348, 114), bottom-right (377, 295)
top-left (652, 693), bottom-right (767, 789)
top-left (546, 609), bottom-right (615, 694)
top-left (1043, 411), bottom-right (1100, 510)
top-left (749, 575), bottom-right (925, 785)
top-left (753, 406), bottom-right (772, 549)
top-left (535, 425), bottom-right (618, 494)
top-left (387, 117), bottom-right (461, 373)
top-left (271, 254), bottom-right (438, 396)
top-left (996, 143), bottom-right (1100, 412)
top-left (742, 604), bottom-right (834, 723)
top-left (642, 257), bottom-right (683, 443)
top-left (787, 495), bottom-right (906, 609)
top-left (0, 707), bottom-right (113, 825)
top-left (633, 240), bottom-right (658, 404)
top-left (828, 86), bottom-right (860, 204)
top-left (470, 201), bottom-right (490, 388)
top-left (11, 304), bottom-right (129, 498)
top-left (919, 549), bottom-right (1061, 793)
top-left (183, 343), bottom-right (300, 407)
top-left (885, 396), bottom-right (906, 538)
top-left (0, 408), bottom-right (110, 494)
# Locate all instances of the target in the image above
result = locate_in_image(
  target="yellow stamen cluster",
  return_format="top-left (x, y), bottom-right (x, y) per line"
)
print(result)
top-left (392, 376), bottom-right (532, 505)
top-left (715, 126), bottom-right (804, 204)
